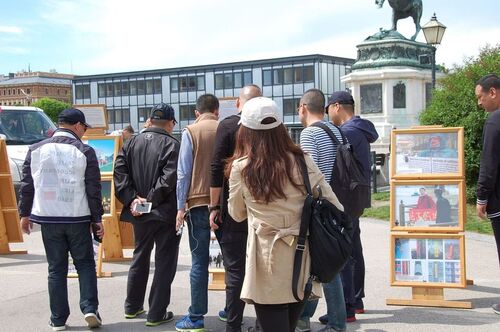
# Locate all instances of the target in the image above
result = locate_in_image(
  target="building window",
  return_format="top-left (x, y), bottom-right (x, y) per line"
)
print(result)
top-left (170, 75), bottom-right (205, 92)
top-left (122, 82), bottom-right (129, 95)
top-left (146, 80), bottom-right (154, 94)
top-left (138, 107), bottom-right (151, 122)
top-left (263, 66), bottom-right (314, 86)
top-left (129, 81), bottom-right (137, 95)
top-left (114, 82), bottom-right (122, 96)
top-left (98, 83), bottom-right (106, 97)
top-left (27, 88), bottom-right (30, 94)
top-left (108, 108), bottom-right (130, 124)
top-left (75, 84), bottom-right (90, 99)
top-left (179, 104), bottom-right (196, 121)
top-left (137, 80), bottom-right (145, 95)
top-left (215, 71), bottom-right (252, 90)
top-left (154, 79), bottom-right (162, 94)
top-left (283, 98), bottom-right (301, 116)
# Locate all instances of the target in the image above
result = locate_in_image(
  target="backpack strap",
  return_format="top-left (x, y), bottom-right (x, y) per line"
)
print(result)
top-left (292, 154), bottom-right (313, 302)
top-left (310, 121), bottom-right (348, 146)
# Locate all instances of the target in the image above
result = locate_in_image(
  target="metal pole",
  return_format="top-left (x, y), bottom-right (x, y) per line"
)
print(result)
top-left (431, 46), bottom-right (436, 89)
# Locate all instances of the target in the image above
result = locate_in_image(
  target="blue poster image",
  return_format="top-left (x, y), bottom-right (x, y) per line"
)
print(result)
top-left (86, 139), bottom-right (116, 172)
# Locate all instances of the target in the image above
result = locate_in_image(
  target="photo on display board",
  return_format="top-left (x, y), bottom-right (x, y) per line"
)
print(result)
top-left (101, 179), bottom-right (112, 215)
top-left (391, 128), bottom-right (463, 178)
top-left (391, 180), bottom-right (465, 231)
top-left (392, 235), bottom-right (463, 286)
top-left (83, 137), bottom-right (117, 174)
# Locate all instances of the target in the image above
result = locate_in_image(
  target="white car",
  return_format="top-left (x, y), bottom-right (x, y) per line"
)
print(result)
top-left (0, 106), bottom-right (57, 199)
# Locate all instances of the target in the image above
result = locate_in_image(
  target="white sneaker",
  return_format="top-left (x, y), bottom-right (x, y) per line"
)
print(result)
top-left (84, 311), bottom-right (102, 328)
top-left (48, 320), bottom-right (66, 331)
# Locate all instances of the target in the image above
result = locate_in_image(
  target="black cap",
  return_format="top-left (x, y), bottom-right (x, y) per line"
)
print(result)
top-left (150, 103), bottom-right (176, 122)
top-left (58, 108), bottom-right (92, 128)
top-left (326, 91), bottom-right (355, 110)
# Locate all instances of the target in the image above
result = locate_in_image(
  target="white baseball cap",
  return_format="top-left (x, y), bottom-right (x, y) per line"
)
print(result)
top-left (239, 97), bottom-right (282, 130)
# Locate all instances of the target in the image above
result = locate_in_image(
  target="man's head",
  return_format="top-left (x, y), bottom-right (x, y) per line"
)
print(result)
top-left (122, 125), bottom-right (134, 140)
top-left (475, 74), bottom-right (500, 113)
top-left (325, 91), bottom-right (355, 125)
top-left (419, 187), bottom-right (427, 195)
top-left (149, 103), bottom-right (177, 134)
top-left (298, 89), bottom-right (326, 126)
top-left (237, 84), bottom-right (262, 111)
top-left (195, 94), bottom-right (219, 117)
top-left (58, 108), bottom-right (92, 139)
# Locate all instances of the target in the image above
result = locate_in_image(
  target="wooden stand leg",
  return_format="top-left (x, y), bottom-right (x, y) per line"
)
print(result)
top-left (101, 218), bottom-right (131, 262)
top-left (96, 243), bottom-right (112, 278)
top-left (0, 215), bottom-right (27, 255)
top-left (208, 268), bottom-right (226, 291)
top-left (386, 287), bottom-right (472, 309)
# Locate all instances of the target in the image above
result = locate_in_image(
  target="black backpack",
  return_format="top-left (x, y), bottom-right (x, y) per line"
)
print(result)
top-left (310, 122), bottom-right (371, 218)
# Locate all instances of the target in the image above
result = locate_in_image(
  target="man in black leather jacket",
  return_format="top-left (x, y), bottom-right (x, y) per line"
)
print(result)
top-left (114, 103), bottom-right (180, 326)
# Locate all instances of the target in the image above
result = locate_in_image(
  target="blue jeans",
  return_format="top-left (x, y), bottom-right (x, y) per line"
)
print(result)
top-left (41, 223), bottom-right (98, 326)
top-left (300, 274), bottom-right (346, 331)
top-left (186, 206), bottom-right (211, 320)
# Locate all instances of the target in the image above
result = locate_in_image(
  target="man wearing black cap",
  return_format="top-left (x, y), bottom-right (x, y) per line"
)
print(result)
top-left (19, 108), bottom-right (104, 331)
top-left (114, 103), bottom-right (180, 327)
top-left (326, 90), bottom-right (378, 322)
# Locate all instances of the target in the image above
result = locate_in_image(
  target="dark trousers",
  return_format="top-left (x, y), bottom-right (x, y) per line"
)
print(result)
top-left (41, 223), bottom-right (98, 326)
top-left (340, 217), bottom-right (365, 311)
top-left (124, 220), bottom-right (180, 321)
top-left (492, 216), bottom-right (500, 266)
top-left (254, 302), bottom-right (305, 332)
top-left (216, 230), bottom-right (247, 332)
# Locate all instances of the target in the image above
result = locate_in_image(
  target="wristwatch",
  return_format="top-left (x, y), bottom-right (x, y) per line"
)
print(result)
top-left (208, 205), bottom-right (221, 213)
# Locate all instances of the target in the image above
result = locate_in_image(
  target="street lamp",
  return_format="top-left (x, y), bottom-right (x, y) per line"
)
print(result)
top-left (422, 13), bottom-right (447, 89)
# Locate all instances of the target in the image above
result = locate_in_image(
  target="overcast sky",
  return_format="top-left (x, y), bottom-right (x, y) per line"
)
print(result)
top-left (1, 0), bottom-right (498, 76)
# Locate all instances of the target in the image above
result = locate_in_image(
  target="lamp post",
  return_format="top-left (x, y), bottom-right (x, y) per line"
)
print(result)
top-left (422, 13), bottom-right (447, 89)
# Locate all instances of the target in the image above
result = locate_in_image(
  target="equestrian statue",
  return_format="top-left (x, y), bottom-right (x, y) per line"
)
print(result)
top-left (376, 0), bottom-right (423, 40)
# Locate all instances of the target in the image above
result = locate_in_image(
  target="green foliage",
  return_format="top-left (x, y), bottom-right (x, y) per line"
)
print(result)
top-left (362, 205), bottom-right (390, 220)
top-left (372, 191), bottom-right (390, 201)
top-left (32, 98), bottom-right (71, 123)
top-left (420, 45), bottom-right (500, 203)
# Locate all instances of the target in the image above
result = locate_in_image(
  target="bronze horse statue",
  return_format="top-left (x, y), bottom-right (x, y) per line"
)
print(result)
top-left (376, 0), bottom-right (423, 40)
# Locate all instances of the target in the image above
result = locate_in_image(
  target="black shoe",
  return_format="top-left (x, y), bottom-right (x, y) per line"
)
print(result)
top-left (48, 320), bottom-right (66, 331)
top-left (84, 311), bottom-right (102, 328)
top-left (493, 303), bottom-right (500, 315)
top-left (146, 311), bottom-right (174, 327)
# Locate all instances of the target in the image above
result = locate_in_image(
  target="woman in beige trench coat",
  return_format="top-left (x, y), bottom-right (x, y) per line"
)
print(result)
top-left (226, 97), bottom-right (342, 332)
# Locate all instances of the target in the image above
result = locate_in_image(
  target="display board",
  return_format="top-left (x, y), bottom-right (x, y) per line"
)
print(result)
top-left (386, 126), bottom-right (471, 309)
top-left (73, 104), bottom-right (108, 132)
top-left (0, 139), bottom-right (27, 254)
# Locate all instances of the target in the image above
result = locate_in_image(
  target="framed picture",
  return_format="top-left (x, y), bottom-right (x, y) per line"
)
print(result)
top-left (218, 97), bottom-right (238, 121)
top-left (391, 127), bottom-right (464, 179)
top-left (101, 177), bottom-right (113, 216)
top-left (73, 104), bottom-right (108, 130)
top-left (391, 180), bottom-right (465, 232)
top-left (82, 135), bottom-right (120, 175)
top-left (391, 233), bottom-right (465, 288)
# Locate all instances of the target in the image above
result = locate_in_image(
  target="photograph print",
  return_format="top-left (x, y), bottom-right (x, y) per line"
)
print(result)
top-left (84, 137), bottom-right (117, 173)
top-left (392, 182), bottom-right (461, 229)
top-left (392, 128), bottom-right (462, 177)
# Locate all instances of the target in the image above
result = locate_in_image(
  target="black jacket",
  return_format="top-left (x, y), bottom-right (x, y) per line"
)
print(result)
top-left (114, 127), bottom-right (180, 224)
top-left (477, 109), bottom-right (500, 219)
top-left (210, 114), bottom-right (247, 239)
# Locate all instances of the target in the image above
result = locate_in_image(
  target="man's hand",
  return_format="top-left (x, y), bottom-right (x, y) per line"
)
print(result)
top-left (130, 196), bottom-right (147, 217)
top-left (20, 217), bottom-right (33, 235)
top-left (476, 203), bottom-right (487, 219)
top-left (176, 209), bottom-right (186, 231)
top-left (209, 209), bottom-right (221, 231)
top-left (93, 223), bottom-right (105, 239)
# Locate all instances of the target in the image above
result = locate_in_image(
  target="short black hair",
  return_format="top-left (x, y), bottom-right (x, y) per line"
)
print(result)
top-left (301, 89), bottom-right (325, 114)
top-left (476, 74), bottom-right (500, 91)
top-left (196, 94), bottom-right (219, 114)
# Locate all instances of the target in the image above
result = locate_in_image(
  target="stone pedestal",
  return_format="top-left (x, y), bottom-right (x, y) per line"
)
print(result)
top-left (342, 37), bottom-right (443, 154)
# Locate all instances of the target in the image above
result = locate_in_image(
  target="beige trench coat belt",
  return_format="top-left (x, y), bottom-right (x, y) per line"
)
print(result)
top-left (250, 217), bottom-right (301, 274)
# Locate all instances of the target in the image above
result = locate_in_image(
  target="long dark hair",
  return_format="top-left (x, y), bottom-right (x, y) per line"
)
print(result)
top-left (225, 124), bottom-right (304, 203)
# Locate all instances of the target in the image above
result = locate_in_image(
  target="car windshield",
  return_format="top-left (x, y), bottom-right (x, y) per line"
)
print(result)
top-left (0, 109), bottom-right (57, 145)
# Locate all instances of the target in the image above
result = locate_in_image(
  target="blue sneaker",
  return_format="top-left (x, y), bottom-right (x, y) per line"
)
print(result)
top-left (175, 315), bottom-right (204, 331)
top-left (218, 310), bottom-right (227, 322)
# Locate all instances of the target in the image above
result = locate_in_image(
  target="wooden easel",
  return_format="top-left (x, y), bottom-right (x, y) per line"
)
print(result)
top-left (0, 139), bottom-right (27, 255)
top-left (387, 126), bottom-right (472, 309)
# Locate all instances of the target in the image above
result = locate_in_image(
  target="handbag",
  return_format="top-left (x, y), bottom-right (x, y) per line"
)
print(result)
top-left (292, 154), bottom-right (353, 302)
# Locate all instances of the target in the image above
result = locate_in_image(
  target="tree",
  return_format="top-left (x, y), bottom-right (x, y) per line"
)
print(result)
top-left (420, 44), bottom-right (500, 202)
top-left (32, 98), bottom-right (71, 123)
